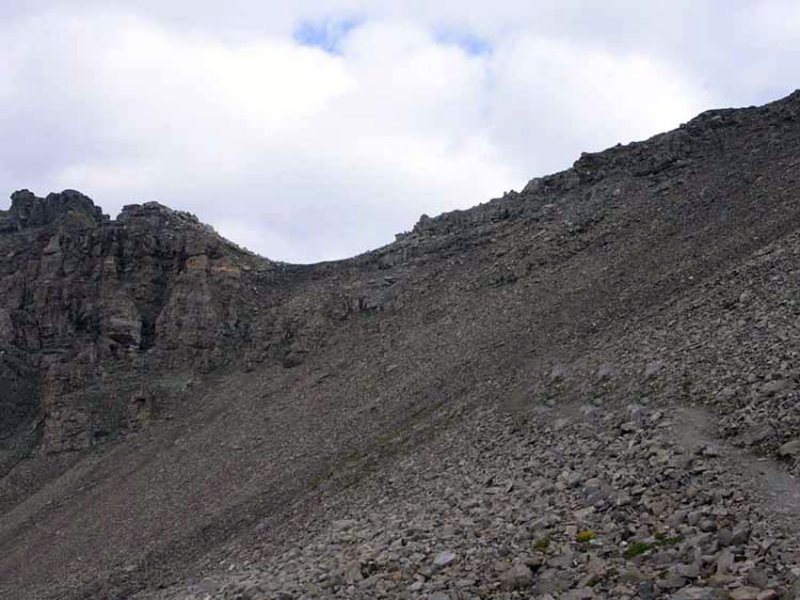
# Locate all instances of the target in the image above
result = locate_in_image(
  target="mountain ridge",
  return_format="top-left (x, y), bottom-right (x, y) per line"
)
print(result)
top-left (1, 90), bottom-right (800, 599)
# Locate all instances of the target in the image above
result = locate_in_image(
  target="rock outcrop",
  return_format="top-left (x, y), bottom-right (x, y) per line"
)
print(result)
top-left (0, 191), bottom-right (264, 457)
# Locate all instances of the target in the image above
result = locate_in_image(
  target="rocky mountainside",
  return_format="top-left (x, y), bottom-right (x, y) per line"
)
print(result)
top-left (1, 91), bottom-right (800, 600)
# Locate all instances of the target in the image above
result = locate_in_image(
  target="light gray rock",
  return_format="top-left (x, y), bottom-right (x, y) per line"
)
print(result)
top-left (433, 550), bottom-right (457, 568)
top-left (671, 587), bottom-right (717, 600)
top-left (499, 563), bottom-right (534, 590)
top-left (778, 439), bottom-right (800, 458)
top-left (729, 588), bottom-right (762, 600)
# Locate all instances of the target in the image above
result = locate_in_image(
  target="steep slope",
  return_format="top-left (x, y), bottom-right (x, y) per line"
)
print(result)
top-left (1, 91), bottom-right (800, 600)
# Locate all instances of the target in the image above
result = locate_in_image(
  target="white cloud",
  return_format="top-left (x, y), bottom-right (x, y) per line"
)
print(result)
top-left (2, 11), bottom-right (518, 261)
top-left (486, 36), bottom-right (711, 175)
top-left (0, 2), bottom-right (795, 262)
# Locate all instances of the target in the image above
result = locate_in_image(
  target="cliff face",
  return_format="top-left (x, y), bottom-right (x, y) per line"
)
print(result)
top-left (0, 187), bottom-right (413, 463)
top-left (0, 192), bottom-right (265, 458)
top-left (2, 91), bottom-right (800, 600)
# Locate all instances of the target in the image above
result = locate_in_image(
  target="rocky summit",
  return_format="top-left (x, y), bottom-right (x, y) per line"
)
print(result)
top-left (2, 91), bottom-right (800, 600)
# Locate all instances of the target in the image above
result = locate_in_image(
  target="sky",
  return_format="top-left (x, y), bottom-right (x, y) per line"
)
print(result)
top-left (0, 1), bottom-right (798, 263)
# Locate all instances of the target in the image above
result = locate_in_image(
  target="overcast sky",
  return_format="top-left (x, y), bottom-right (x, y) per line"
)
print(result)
top-left (1, 1), bottom-right (797, 262)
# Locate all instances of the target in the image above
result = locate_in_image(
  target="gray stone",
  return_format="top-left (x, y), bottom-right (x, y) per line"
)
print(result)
top-left (746, 568), bottom-right (768, 589)
top-left (433, 550), bottom-right (457, 568)
top-left (644, 360), bottom-right (665, 380)
top-left (638, 581), bottom-right (657, 600)
top-left (716, 549), bottom-right (735, 576)
top-left (731, 524), bottom-right (752, 545)
top-left (499, 563), bottom-right (534, 590)
top-left (671, 587), bottom-right (717, 600)
top-left (562, 587), bottom-right (595, 600)
top-left (729, 588), bottom-right (761, 600)
top-left (717, 528), bottom-right (733, 546)
top-left (762, 379), bottom-right (792, 396)
top-left (778, 439), bottom-right (800, 458)
top-left (742, 424), bottom-right (773, 446)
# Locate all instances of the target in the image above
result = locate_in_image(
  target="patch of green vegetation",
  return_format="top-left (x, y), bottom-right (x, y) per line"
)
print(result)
top-left (576, 530), bottom-right (596, 543)
top-left (533, 536), bottom-right (551, 551)
top-left (484, 270), bottom-right (518, 288)
top-left (535, 391), bottom-right (556, 407)
top-left (654, 535), bottom-right (683, 548)
top-left (624, 542), bottom-right (651, 559)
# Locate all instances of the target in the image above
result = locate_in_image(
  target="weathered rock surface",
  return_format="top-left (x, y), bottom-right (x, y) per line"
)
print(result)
top-left (164, 404), bottom-right (792, 600)
top-left (3, 91), bottom-right (800, 599)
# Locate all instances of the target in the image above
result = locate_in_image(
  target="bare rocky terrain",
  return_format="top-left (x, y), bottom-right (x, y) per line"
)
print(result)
top-left (2, 91), bottom-right (800, 600)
